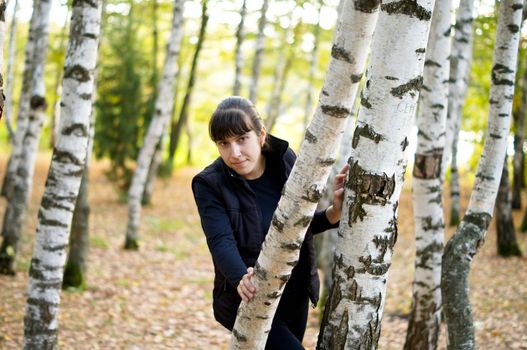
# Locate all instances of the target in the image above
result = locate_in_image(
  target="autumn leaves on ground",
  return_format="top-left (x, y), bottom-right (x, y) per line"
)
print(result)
top-left (0, 154), bottom-right (526, 350)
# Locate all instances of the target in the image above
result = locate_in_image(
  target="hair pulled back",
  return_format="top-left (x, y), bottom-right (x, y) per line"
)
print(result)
top-left (209, 96), bottom-right (266, 143)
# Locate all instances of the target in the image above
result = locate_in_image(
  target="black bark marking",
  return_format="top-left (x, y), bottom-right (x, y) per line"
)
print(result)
top-left (319, 158), bottom-right (337, 167)
top-left (512, 3), bottom-right (524, 10)
top-left (272, 214), bottom-right (285, 232)
top-left (267, 291), bottom-right (282, 298)
top-left (321, 104), bottom-right (350, 118)
top-left (232, 329), bottom-right (247, 342)
top-left (415, 48), bottom-right (426, 53)
top-left (30, 95), bottom-right (47, 110)
top-left (322, 90), bottom-right (329, 97)
top-left (416, 241), bottom-right (443, 269)
top-left (385, 76), bottom-right (399, 81)
top-left (52, 149), bottom-right (83, 166)
top-left (422, 216), bottom-right (444, 232)
top-left (391, 76), bottom-right (423, 98)
top-left (413, 153), bottom-right (442, 179)
top-left (475, 172), bottom-right (494, 182)
top-left (351, 73), bottom-right (363, 83)
top-left (507, 24), bottom-right (519, 33)
top-left (489, 133), bottom-right (502, 139)
top-left (331, 45), bottom-right (353, 63)
top-left (352, 123), bottom-right (384, 148)
top-left (431, 104), bottom-right (444, 110)
top-left (424, 60), bottom-right (441, 67)
top-left (62, 123), bottom-right (88, 137)
top-left (361, 96), bottom-right (372, 108)
top-left (281, 240), bottom-right (302, 251)
top-left (346, 161), bottom-right (396, 223)
top-left (491, 64), bottom-right (514, 86)
top-left (302, 184), bottom-right (323, 202)
top-left (79, 92), bottom-right (92, 100)
top-left (44, 244), bottom-right (68, 252)
top-left (294, 215), bottom-right (312, 228)
top-left (354, 0), bottom-right (381, 13)
top-left (498, 113), bottom-right (509, 117)
top-left (73, 0), bottom-right (99, 8)
top-left (401, 137), bottom-right (409, 151)
top-left (64, 64), bottom-right (91, 82)
top-left (304, 129), bottom-right (317, 144)
top-left (255, 261), bottom-right (268, 280)
top-left (83, 32), bottom-right (97, 40)
top-left (381, 1), bottom-right (432, 20)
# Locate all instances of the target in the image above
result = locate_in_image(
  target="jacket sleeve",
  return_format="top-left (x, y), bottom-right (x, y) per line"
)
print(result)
top-left (310, 209), bottom-right (339, 234)
top-left (192, 177), bottom-right (247, 288)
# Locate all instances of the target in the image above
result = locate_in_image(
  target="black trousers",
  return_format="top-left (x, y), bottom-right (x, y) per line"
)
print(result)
top-left (264, 285), bottom-right (309, 350)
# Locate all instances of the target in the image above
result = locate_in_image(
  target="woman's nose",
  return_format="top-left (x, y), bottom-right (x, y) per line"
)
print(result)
top-left (231, 143), bottom-right (242, 157)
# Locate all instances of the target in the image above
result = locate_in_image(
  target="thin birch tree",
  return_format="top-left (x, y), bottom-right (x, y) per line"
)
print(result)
top-left (512, 58), bottom-right (527, 209)
top-left (441, 1), bottom-right (523, 348)
top-left (0, 0), bottom-right (52, 275)
top-left (125, 0), bottom-right (185, 250)
top-left (317, 1), bottom-right (435, 348)
top-left (1, 0), bottom-right (40, 197)
top-left (229, 0), bottom-right (380, 348)
top-left (233, 0), bottom-right (247, 96)
top-left (3, 0), bottom-right (18, 137)
top-left (248, 0), bottom-right (269, 103)
top-left (167, 0), bottom-right (208, 171)
top-left (444, 0), bottom-right (475, 226)
top-left (404, 1), bottom-right (453, 349)
top-left (23, 0), bottom-right (102, 347)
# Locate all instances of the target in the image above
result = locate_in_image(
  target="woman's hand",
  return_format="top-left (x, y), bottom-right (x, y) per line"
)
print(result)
top-left (325, 164), bottom-right (349, 224)
top-left (237, 267), bottom-right (256, 302)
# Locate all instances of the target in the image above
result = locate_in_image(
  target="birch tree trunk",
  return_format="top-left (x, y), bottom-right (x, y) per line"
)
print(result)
top-left (248, 0), bottom-right (269, 103)
top-left (1, 0), bottom-right (40, 197)
top-left (23, 1), bottom-right (102, 347)
top-left (125, 0), bottom-right (185, 250)
top-left (512, 60), bottom-right (527, 209)
top-left (3, 0), bottom-right (18, 139)
top-left (317, 2), bottom-right (435, 348)
top-left (229, 1), bottom-right (380, 348)
top-left (317, 104), bottom-right (357, 305)
top-left (233, 0), bottom-right (247, 96)
top-left (141, 138), bottom-right (163, 205)
top-left (167, 0), bottom-right (208, 171)
top-left (495, 156), bottom-right (522, 256)
top-left (441, 1), bottom-right (523, 348)
top-left (443, 0), bottom-right (475, 226)
top-left (303, 0), bottom-right (323, 130)
top-left (0, 0), bottom-right (52, 276)
top-left (404, 1), bottom-right (453, 349)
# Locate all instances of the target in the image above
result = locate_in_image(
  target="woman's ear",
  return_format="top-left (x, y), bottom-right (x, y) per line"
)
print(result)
top-left (259, 127), bottom-right (267, 147)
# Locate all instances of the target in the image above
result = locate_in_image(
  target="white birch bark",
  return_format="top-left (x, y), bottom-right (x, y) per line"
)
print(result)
top-left (1, 0), bottom-right (39, 197)
top-left (229, 1), bottom-right (380, 348)
top-left (248, 0), bottom-right (269, 103)
top-left (404, 1), bottom-right (453, 349)
top-left (233, 0), bottom-right (247, 96)
top-left (23, 1), bottom-right (102, 347)
top-left (442, 0), bottom-right (475, 225)
top-left (441, 1), bottom-right (523, 348)
top-left (318, 1), bottom-right (435, 348)
top-left (124, 0), bottom-right (185, 249)
top-left (3, 0), bottom-right (17, 140)
top-left (0, 0), bottom-right (51, 275)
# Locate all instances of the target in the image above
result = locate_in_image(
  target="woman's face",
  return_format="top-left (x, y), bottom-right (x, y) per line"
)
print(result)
top-left (215, 128), bottom-right (266, 180)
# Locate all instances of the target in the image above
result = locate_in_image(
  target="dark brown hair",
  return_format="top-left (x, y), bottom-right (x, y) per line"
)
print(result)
top-left (209, 96), bottom-right (266, 142)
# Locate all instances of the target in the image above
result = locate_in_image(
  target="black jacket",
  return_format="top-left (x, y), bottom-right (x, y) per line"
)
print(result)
top-left (192, 135), bottom-right (337, 330)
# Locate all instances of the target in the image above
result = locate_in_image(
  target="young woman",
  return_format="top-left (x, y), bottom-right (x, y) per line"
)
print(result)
top-left (192, 96), bottom-right (347, 349)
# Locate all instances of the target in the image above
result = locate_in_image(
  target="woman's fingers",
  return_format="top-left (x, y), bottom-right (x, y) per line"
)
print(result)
top-left (237, 267), bottom-right (257, 302)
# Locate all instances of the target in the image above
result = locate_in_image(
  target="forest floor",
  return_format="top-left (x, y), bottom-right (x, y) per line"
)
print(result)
top-left (0, 153), bottom-right (526, 350)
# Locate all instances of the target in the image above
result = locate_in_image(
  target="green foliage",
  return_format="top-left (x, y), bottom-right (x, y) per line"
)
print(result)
top-left (94, 1), bottom-right (149, 190)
